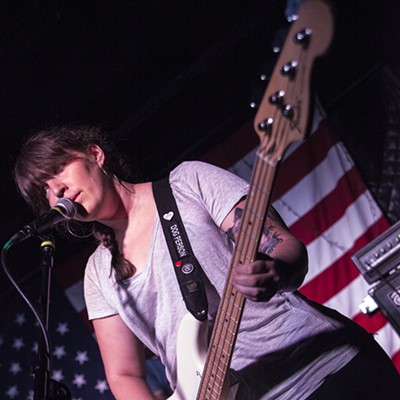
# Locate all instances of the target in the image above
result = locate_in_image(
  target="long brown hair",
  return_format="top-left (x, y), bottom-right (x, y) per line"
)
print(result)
top-left (14, 125), bottom-right (137, 281)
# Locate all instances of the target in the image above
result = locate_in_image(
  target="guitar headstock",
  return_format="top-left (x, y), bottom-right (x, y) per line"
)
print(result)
top-left (254, 0), bottom-right (334, 166)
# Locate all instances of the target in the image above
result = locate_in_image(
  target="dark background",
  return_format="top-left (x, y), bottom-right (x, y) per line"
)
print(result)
top-left (2, 0), bottom-right (400, 297)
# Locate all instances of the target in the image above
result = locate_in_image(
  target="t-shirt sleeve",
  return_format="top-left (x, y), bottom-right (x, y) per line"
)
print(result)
top-left (170, 161), bottom-right (249, 227)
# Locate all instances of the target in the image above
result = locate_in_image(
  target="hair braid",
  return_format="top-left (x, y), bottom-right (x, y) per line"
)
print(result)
top-left (93, 223), bottom-right (135, 282)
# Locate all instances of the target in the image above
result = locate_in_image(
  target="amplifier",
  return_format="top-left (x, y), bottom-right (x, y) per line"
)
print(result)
top-left (368, 271), bottom-right (400, 336)
top-left (352, 220), bottom-right (400, 284)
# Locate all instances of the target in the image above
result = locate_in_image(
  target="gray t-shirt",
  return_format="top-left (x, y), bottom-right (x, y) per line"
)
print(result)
top-left (84, 161), bottom-right (358, 399)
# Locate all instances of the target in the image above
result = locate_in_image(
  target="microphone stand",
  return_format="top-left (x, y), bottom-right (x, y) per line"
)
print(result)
top-left (33, 235), bottom-right (71, 400)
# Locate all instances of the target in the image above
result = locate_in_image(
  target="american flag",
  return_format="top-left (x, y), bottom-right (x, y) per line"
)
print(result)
top-left (228, 104), bottom-right (400, 371)
top-left (0, 268), bottom-right (113, 400)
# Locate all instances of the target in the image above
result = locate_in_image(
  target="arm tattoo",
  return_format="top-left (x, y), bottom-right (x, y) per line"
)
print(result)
top-left (259, 224), bottom-right (283, 255)
top-left (226, 206), bottom-right (283, 255)
top-left (226, 207), bottom-right (242, 243)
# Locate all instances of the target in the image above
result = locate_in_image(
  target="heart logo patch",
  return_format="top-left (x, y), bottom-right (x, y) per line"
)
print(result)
top-left (163, 211), bottom-right (174, 221)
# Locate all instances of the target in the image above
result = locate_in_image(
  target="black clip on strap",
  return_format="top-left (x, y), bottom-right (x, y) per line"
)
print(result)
top-left (152, 177), bottom-right (208, 321)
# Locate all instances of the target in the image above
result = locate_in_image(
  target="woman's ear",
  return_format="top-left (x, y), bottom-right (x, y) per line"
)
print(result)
top-left (87, 144), bottom-right (105, 167)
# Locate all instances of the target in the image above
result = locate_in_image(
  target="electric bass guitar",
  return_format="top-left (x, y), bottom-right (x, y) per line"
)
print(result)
top-left (169, 0), bottom-right (334, 398)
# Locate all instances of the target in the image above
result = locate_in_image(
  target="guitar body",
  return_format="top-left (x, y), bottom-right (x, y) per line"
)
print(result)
top-left (168, 313), bottom-right (238, 400)
top-left (167, 313), bottom-right (206, 400)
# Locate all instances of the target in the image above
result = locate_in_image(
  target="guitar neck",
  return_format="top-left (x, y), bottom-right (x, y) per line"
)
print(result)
top-left (197, 155), bottom-right (277, 399)
top-left (195, 1), bottom-right (334, 398)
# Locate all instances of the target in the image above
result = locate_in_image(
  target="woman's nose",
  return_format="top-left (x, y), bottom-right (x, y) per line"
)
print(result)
top-left (55, 187), bottom-right (65, 198)
top-left (47, 179), bottom-right (67, 199)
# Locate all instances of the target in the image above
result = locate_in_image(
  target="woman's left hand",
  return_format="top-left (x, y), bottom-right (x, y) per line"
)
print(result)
top-left (232, 254), bottom-right (283, 302)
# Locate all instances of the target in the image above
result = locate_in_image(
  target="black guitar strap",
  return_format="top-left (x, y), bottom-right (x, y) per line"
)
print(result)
top-left (152, 177), bottom-right (208, 321)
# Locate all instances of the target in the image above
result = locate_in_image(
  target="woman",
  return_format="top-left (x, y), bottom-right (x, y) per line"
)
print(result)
top-left (14, 125), bottom-right (400, 399)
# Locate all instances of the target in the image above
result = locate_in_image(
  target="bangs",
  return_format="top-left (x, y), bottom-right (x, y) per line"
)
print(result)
top-left (14, 147), bottom-right (77, 213)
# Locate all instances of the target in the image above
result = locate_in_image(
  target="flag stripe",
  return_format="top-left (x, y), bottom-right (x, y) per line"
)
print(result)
top-left (290, 194), bottom-right (384, 284)
top-left (324, 275), bottom-right (375, 319)
top-left (353, 310), bottom-right (389, 333)
top-left (300, 217), bottom-right (387, 303)
top-left (392, 350), bottom-right (400, 368)
top-left (301, 255), bottom-right (361, 305)
top-left (272, 119), bottom-right (340, 199)
top-left (273, 143), bottom-right (355, 227)
top-left (282, 167), bottom-right (368, 244)
top-left (373, 322), bottom-right (400, 358)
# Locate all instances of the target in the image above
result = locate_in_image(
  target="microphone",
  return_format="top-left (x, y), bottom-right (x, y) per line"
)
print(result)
top-left (7, 198), bottom-right (77, 246)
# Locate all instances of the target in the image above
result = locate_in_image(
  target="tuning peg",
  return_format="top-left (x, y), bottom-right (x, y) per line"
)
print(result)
top-left (295, 28), bottom-right (312, 47)
top-left (281, 60), bottom-right (298, 79)
top-left (282, 104), bottom-right (294, 119)
top-left (257, 117), bottom-right (274, 132)
top-left (269, 90), bottom-right (285, 105)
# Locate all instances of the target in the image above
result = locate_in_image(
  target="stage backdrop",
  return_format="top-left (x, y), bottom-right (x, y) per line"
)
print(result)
top-left (2, 104), bottom-right (399, 400)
